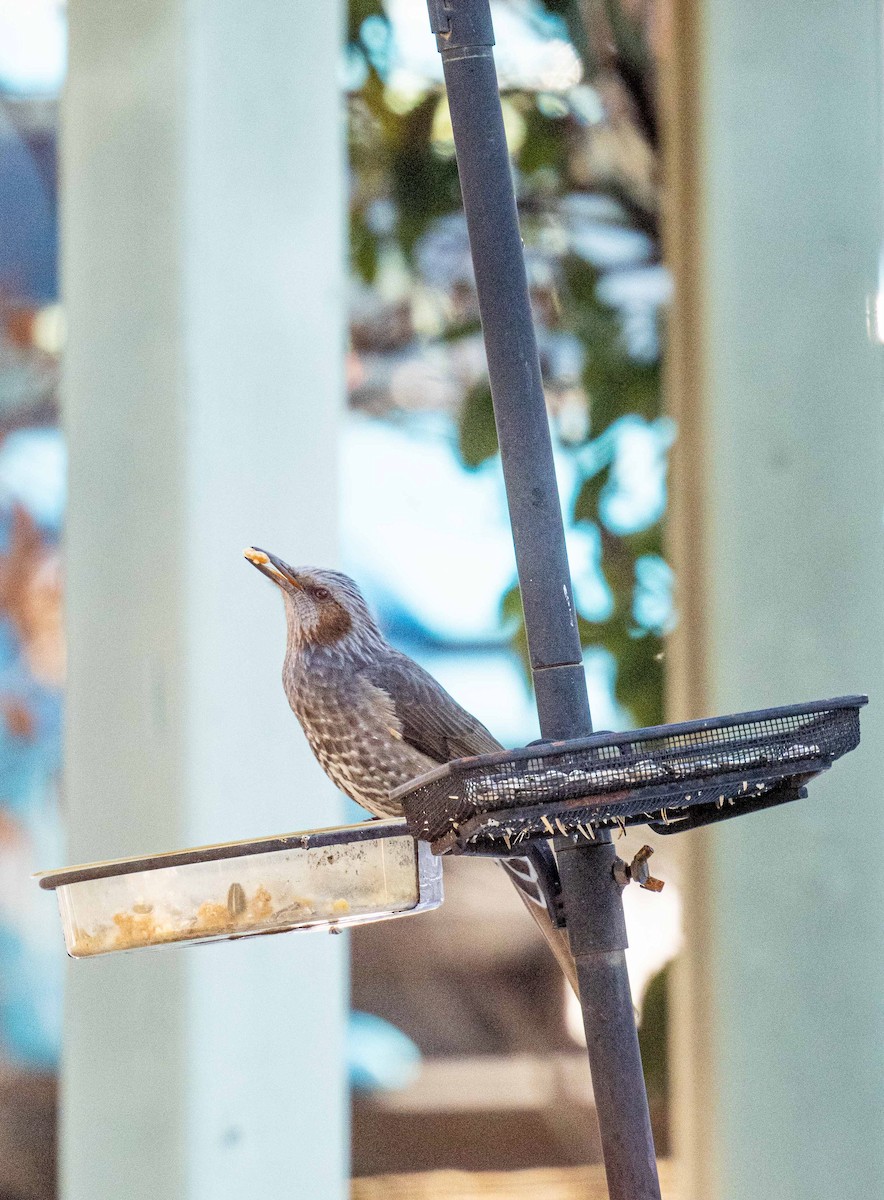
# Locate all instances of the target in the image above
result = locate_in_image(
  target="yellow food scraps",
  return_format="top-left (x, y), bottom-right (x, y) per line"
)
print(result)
top-left (68, 884), bottom-right (370, 956)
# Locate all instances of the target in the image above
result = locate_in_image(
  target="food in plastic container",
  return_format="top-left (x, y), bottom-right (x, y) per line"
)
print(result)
top-left (36, 819), bottom-right (443, 958)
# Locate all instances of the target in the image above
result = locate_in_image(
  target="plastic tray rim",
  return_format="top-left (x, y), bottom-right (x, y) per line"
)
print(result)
top-left (36, 817), bottom-right (412, 891)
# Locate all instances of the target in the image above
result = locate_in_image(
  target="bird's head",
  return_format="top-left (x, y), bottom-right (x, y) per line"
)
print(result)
top-left (244, 547), bottom-right (380, 652)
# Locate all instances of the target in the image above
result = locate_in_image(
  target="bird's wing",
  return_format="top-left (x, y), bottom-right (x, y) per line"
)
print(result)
top-left (362, 651), bottom-right (502, 764)
top-left (364, 652), bottom-right (579, 995)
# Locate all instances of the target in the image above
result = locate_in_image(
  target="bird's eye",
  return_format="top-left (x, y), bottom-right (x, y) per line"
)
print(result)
top-left (313, 586), bottom-right (331, 601)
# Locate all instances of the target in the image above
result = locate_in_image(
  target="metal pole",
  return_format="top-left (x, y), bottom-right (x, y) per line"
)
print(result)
top-left (426, 3), bottom-right (661, 1196)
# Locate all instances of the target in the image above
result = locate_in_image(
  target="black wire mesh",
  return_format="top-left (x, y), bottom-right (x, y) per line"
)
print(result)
top-left (394, 696), bottom-right (866, 853)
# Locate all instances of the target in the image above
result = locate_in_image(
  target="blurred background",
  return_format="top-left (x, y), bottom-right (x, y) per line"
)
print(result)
top-left (0, 1), bottom-right (881, 1198)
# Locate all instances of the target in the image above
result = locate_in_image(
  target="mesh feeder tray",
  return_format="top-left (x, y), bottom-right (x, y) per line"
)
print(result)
top-left (394, 696), bottom-right (866, 855)
top-left (36, 819), bottom-right (443, 958)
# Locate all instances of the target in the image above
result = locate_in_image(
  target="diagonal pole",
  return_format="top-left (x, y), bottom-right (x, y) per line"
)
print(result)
top-left (425, 3), bottom-right (662, 1196)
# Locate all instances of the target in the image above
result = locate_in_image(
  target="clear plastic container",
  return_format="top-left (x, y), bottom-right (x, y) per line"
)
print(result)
top-left (36, 819), bottom-right (443, 958)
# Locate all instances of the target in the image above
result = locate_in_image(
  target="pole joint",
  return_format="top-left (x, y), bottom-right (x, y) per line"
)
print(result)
top-left (556, 839), bottom-right (629, 955)
top-left (427, 0), bottom-right (495, 52)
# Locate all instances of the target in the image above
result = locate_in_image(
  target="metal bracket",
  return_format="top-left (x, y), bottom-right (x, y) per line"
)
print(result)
top-left (499, 841), bottom-right (567, 929)
top-left (526, 840), bottom-right (567, 928)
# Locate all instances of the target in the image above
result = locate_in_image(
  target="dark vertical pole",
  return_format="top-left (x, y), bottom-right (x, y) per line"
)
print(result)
top-left (428, 0), bottom-right (590, 744)
top-left (426, 3), bottom-right (661, 1197)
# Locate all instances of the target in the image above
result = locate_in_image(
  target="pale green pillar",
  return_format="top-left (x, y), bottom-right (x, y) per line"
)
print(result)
top-left (670, 0), bottom-right (884, 1198)
top-left (60, 3), bottom-right (347, 1197)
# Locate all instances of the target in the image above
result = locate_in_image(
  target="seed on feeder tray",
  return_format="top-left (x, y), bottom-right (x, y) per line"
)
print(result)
top-left (541, 815), bottom-right (555, 835)
top-left (555, 818), bottom-right (567, 835)
top-left (227, 882), bottom-right (246, 919)
top-left (636, 758), bottom-right (666, 782)
top-left (782, 742), bottom-right (821, 761)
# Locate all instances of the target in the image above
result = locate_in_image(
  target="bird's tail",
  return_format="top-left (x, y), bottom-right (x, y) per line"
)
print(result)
top-left (499, 853), bottom-right (579, 995)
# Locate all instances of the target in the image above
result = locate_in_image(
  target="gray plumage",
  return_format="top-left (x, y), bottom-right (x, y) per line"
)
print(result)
top-left (245, 549), bottom-right (577, 989)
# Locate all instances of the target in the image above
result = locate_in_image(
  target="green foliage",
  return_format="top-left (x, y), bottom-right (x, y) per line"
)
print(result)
top-left (562, 255), bottom-right (660, 432)
top-left (348, 0), bottom-right (385, 43)
top-left (638, 961), bottom-right (670, 1099)
top-left (458, 381), bottom-right (499, 469)
top-left (501, 584), bottom-right (530, 674)
top-left (390, 98), bottom-right (463, 256)
top-left (517, 101), bottom-right (569, 177)
top-left (347, 0), bottom-right (669, 732)
top-left (607, 620), bottom-right (663, 728)
top-left (351, 210), bottom-right (379, 284)
top-left (572, 466), bottom-right (606, 526)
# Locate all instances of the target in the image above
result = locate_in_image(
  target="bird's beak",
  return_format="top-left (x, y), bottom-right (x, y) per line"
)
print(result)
top-left (243, 547), bottom-right (301, 589)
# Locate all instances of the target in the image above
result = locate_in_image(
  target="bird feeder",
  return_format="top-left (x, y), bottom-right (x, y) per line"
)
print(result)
top-left (37, 819), bottom-right (443, 957)
top-left (396, 696), bottom-right (865, 852)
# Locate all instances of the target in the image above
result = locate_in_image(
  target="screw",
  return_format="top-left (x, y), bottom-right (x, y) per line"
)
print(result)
top-left (611, 845), bottom-right (665, 892)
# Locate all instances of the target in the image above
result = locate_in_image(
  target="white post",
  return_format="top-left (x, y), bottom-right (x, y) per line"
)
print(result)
top-left (666, 0), bottom-right (884, 1197)
top-left (60, 3), bottom-right (347, 1197)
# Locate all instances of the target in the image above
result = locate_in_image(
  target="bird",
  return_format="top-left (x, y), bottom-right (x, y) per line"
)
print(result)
top-left (244, 546), bottom-right (577, 991)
